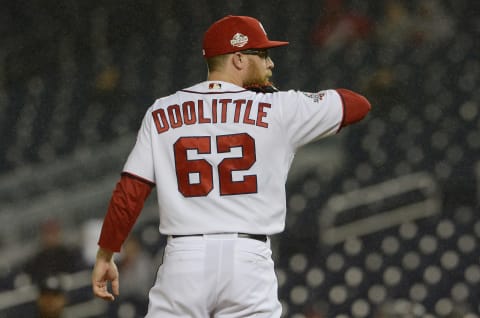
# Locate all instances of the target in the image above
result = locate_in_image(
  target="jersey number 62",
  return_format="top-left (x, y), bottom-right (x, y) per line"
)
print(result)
top-left (174, 133), bottom-right (257, 197)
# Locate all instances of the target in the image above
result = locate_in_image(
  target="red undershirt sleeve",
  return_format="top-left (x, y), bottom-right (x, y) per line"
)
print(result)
top-left (98, 172), bottom-right (155, 252)
top-left (336, 88), bottom-right (371, 131)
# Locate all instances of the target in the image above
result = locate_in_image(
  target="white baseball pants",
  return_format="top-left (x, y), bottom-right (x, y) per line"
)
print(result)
top-left (145, 233), bottom-right (281, 318)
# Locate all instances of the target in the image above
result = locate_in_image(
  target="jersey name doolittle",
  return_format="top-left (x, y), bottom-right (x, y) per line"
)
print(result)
top-left (152, 98), bottom-right (271, 134)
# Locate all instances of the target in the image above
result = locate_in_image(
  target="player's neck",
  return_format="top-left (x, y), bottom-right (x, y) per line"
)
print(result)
top-left (207, 71), bottom-right (243, 87)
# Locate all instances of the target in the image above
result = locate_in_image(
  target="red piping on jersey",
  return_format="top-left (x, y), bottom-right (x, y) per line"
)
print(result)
top-left (335, 88), bottom-right (371, 132)
top-left (98, 172), bottom-right (154, 252)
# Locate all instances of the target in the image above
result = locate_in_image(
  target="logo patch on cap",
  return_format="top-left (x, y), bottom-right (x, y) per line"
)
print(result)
top-left (230, 33), bottom-right (249, 47)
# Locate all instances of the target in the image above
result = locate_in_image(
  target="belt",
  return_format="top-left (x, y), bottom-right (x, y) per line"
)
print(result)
top-left (171, 233), bottom-right (267, 242)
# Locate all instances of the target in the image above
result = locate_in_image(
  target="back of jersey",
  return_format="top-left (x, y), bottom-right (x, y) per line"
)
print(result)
top-left (123, 81), bottom-right (343, 235)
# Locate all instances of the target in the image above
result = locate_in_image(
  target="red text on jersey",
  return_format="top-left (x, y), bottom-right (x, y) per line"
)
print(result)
top-left (152, 99), bottom-right (271, 134)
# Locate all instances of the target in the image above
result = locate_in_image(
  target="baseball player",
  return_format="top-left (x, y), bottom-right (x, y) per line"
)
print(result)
top-left (92, 15), bottom-right (371, 317)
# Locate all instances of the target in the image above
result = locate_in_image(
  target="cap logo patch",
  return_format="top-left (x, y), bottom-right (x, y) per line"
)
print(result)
top-left (230, 33), bottom-right (249, 47)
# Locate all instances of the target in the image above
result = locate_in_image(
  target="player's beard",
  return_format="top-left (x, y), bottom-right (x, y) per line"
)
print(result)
top-left (243, 62), bottom-right (273, 87)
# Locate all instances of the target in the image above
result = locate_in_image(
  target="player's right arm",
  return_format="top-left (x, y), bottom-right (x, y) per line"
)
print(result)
top-left (95, 105), bottom-right (156, 246)
top-left (92, 173), bottom-right (154, 301)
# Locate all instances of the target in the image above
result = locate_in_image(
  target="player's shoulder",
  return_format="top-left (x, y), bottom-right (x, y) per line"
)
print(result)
top-left (148, 90), bottom-right (184, 111)
top-left (271, 89), bottom-right (308, 101)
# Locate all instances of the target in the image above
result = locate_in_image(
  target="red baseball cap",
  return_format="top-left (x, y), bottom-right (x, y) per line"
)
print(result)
top-left (203, 15), bottom-right (289, 58)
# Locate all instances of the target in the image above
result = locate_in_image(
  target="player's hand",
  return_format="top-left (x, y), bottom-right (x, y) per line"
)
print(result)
top-left (92, 248), bottom-right (120, 301)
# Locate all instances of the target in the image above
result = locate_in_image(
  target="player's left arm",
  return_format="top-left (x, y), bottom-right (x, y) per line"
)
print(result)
top-left (335, 88), bottom-right (371, 131)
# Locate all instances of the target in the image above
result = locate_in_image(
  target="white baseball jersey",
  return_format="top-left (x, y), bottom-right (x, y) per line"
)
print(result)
top-left (123, 81), bottom-right (343, 235)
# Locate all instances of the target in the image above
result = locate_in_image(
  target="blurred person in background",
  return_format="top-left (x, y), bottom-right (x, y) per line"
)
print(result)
top-left (23, 219), bottom-right (86, 285)
top-left (35, 275), bottom-right (67, 318)
top-left (311, 0), bottom-right (374, 52)
top-left (117, 234), bottom-right (155, 299)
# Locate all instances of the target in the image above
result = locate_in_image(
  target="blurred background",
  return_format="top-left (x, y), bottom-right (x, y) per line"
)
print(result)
top-left (0, 0), bottom-right (479, 317)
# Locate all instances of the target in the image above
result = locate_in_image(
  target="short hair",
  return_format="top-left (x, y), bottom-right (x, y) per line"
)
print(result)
top-left (206, 54), bottom-right (229, 73)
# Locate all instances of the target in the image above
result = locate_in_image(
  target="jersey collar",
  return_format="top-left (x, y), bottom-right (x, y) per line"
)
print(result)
top-left (181, 81), bottom-right (248, 94)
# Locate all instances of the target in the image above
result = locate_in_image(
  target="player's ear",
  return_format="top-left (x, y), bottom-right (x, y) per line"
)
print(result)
top-left (232, 52), bottom-right (246, 70)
